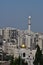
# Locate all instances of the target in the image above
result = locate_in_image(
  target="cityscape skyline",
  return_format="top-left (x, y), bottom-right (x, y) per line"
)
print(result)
top-left (0, 0), bottom-right (43, 32)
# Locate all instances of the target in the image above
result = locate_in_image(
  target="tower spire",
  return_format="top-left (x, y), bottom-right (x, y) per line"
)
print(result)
top-left (28, 16), bottom-right (31, 34)
top-left (27, 16), bottom-right (31, 48)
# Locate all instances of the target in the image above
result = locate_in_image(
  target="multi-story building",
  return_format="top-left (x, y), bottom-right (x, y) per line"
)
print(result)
top-left (0, 33), bottom-right (3, 60)
top-left (0, 16), bottom-right (43, 65)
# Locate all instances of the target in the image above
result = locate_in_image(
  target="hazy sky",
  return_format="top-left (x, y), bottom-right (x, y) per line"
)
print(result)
top-left (0, 0), bottom-right (43, 32)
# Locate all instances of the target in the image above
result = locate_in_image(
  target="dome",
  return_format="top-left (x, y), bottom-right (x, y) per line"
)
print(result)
top-left (21, 44), bottom-right (26, 48)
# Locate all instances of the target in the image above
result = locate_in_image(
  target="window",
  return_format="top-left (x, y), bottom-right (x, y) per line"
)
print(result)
top-left (23, 53), bottom-right (25, 57)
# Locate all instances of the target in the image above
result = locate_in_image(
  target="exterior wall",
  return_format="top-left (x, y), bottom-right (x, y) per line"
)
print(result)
top-left (2, 28), bottom-right (10, 41)
top-left (0, 27), bottom-right (43, 51)
top-left (38, 35), bottom-right (42, 50)
top-left (0, 61), bottom-right (10, 65)
top-left (0, 27), bottom-right (43, 65)
top-left (0, 29), bottom-right (2, 35)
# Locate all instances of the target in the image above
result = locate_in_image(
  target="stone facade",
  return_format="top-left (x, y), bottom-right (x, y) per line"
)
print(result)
top-left (0, 16), bottom-right (43, 65)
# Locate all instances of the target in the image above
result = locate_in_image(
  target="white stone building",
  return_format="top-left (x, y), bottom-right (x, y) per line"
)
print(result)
top-left (0, 16), bottom-right (43, 65)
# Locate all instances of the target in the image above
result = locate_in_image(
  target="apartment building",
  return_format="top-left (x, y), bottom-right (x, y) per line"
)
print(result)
top-left (0, 16), bottom-right (43, 65)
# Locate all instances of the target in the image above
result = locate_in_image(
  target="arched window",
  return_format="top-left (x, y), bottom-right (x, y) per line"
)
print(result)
top-left (23, 53), bottom-right (25, 57)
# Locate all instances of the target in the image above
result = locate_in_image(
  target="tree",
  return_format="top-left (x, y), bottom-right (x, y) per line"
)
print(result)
top-left (33, 44), bottom-right (42, 65)
top-left (13, 56), bottom-right (28, 65)
top-left (10, 55), bottom-right (14, 65)
top-left (10, 56), bottom-right (28, 65)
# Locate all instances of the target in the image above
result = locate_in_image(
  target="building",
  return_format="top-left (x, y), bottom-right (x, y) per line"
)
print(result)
top-left (0, 16), bottom-right (43, 65)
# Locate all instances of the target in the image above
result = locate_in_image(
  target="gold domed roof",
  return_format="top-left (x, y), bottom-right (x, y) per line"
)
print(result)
top-left (21, 44), bottom-right (26, 48)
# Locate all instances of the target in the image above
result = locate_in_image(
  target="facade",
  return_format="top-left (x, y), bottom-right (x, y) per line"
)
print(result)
top-left (0, 16), bottom-right (43, 65)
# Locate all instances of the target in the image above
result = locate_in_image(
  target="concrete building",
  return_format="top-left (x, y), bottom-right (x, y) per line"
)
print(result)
top-left (0, 16), bottom-right (43, 65)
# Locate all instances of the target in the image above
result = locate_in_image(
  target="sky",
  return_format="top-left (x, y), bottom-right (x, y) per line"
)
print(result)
top-left (0, 0), bottom-right (43, 32)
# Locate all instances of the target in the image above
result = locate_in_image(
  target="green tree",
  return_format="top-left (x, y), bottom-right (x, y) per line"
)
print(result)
top-left (10, 56), bottom-right (28, 65)
top-left (10, 55), bottom-right (14, 65)
top-left (33, 44), bottom-right (42, 65)
top-left (14, 56), bottom-right (28, 65)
